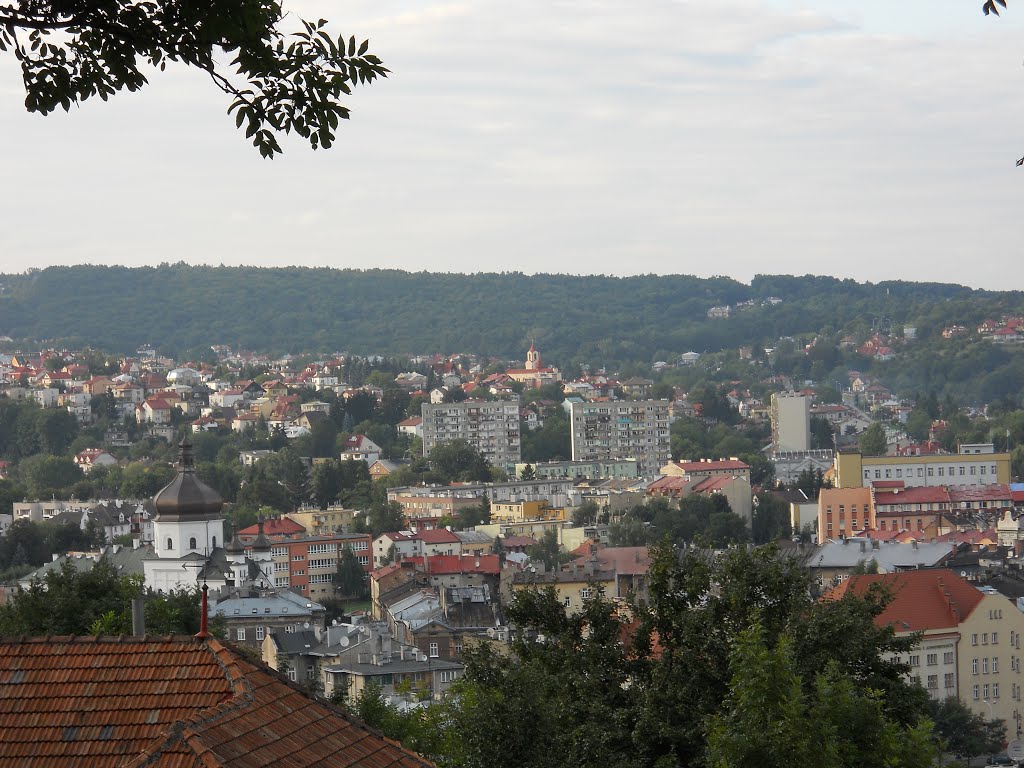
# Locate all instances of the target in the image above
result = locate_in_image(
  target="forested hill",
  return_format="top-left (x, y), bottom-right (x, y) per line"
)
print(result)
top-left (0, 265), bottom-right (1018, 368)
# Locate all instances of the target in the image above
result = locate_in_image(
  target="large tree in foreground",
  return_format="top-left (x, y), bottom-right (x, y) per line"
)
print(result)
top-left (0, 0), bottom-right (387, 157)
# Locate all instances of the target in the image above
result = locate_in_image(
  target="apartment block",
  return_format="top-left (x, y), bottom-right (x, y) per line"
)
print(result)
top-left (834, 445), bottom-right (1011, 489)
top-left (421, 398), bottom-right (521, 472)
top-left (568, 399), bottom-right (671, 476)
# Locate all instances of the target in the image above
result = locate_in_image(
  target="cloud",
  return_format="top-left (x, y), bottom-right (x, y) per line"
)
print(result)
top-left (0, 0), bottom-right (1022, 289)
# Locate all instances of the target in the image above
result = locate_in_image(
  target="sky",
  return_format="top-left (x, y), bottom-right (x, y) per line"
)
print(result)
top-left (0, 0), bottom-right (1022, 289)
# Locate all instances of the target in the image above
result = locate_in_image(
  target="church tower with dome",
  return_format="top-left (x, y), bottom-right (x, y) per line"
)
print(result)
top-left (143, 436), bottom-right (227, 593)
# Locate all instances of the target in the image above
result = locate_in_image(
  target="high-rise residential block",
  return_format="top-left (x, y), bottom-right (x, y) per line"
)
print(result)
top-left (568, 400), bottom-right (670, 476)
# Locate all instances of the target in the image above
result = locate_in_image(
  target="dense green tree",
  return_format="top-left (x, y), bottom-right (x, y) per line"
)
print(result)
top-left (520, 412), bottom-right (571, 463)
top-left (905, 409), bottom-right (933, 442)
top-left (526, 529), bottom-right (570, 571)
top-left (751, 492), bottom-right (792, 544)
top-left (810, 416), bottom-right (834, 450)
top-left (572, 500), bottom-right (600, 527)
top-left (17, 454), bottom-right (84, 498)
top-left (333, 546), bottom-right (368, 599)
top-left (358, 501), bottom-right (405, 539)
top-left (859, 423), bottom-right (888, 456)
top-left (0, 1), bottom-right (388, 157)
top-left (428, 440), bottom-right (492, 483)
top-left (519, 464), bottom-right (536, 481)
top-left (927, 696), bottom-right (1003, 760)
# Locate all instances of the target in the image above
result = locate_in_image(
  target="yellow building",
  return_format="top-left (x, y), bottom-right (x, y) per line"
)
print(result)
top-left (834, 448), bottom-right (1010, 489)
top-left (285, 506), bottom-right (358, 535)
top-left (832, 570), bottom-right (1024, 741)
top-left (511, 566), bottom-right (616, 614)
top-left (490, 500), bottom-right (567, 523)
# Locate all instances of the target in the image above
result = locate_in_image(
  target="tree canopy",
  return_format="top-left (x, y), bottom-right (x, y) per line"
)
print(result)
top-left (0, 0), bottom-right (387, 157)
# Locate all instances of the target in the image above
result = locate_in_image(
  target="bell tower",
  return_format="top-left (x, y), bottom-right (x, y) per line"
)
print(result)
top-left (525, 340), bottom-right (541, 371)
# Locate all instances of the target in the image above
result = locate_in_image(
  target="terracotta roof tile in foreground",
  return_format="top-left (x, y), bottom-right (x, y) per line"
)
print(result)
top-left (0, 634), bottom-right (435, 768)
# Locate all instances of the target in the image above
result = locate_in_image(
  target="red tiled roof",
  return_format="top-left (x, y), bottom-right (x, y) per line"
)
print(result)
top-left (237, 517), bottom-right (306, 537)
top-left (414, 528), bottom-right (461, 544)
top-left (935, 528), bottom-right (997, 544)
top-left (692, 475), bottom-right (734, 493)
top-left (500, 535), bottom-right (537, 548)
top-left (824, 569), bottom-right (986, 632)
top-left (873, 486), bottom-right (950, 506)
top-left (573, 546), bottom-right (651, 576)
top-left (0, 635), bottom-right (433, 768)
top-left (948, 484), bottom-right (1011, 503)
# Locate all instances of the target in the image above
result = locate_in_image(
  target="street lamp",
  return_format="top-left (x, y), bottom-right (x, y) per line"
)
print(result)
top-left (983, 699), bottom-right (995, 721)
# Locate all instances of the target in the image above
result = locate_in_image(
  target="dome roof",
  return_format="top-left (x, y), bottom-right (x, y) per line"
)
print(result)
top-left (152, 437), bottom-right (224, 522)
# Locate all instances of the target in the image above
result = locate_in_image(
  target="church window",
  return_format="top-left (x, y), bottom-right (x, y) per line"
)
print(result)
top-left (166, 538), bottom-right (172, 550)
top-left (212, 536), bottom-right (217, 548)
top-left (189, 537), bottom-right (197, 550)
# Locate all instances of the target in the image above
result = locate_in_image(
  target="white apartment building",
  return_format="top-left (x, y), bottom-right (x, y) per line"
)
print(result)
top-left (568, 400), bottom-right (670, 477)
top-left (421, 398), bottom-right (521, 472)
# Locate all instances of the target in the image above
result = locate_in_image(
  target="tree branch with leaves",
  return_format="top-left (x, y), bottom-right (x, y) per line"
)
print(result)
top-left (0, 0), bottom-right (388, 157)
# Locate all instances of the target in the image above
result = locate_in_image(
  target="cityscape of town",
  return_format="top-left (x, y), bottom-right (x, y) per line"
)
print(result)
top-left (5, 302), bottom-right (1024, 765)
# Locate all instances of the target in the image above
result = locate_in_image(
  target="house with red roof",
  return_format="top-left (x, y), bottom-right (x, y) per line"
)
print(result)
top-left (73, 448), bottom-right (117, 474)
top-left (237, 516), bottom-right (307, 542)
top-left (0, 634), bottom-right (435, 768)
top-left (826, 569), bottom-right (1024, 738)
top-left (135, 397), bottom-right (172, 424)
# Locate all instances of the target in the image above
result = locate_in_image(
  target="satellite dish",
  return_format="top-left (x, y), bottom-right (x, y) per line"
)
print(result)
top-left (303, 622), bottom-right (310, 629)
top-left (340, 636), bottom-right (349, 647)
top-left (961, 571), bottom-right (968, 577)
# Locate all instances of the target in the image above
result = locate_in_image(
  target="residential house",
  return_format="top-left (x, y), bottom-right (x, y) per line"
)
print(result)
top-left (0, 634), bottom-right (433, 767)
top-left (73, 448), bottom-right (117, 473)
top-left (829, 570), bottom-right (1024, 740)
top-left (341, 434), bottom-right (383, 463)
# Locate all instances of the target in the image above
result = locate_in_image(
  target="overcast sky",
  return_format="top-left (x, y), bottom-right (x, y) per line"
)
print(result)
top-left (0, 0), bottom-right (1022, 289)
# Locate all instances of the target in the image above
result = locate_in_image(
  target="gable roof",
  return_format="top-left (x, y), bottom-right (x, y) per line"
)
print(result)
top-left (825, 569), bottom-right (986, 632)
top-left (0, 634), bottom-right (433, 768)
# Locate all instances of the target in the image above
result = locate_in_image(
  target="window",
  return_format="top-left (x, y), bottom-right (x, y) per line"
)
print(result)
top-left (973, 659), bottom-right (979, 674)
top-left (429, 643), bottom-right (439, 658)
top-left (944, 652), bottom-right (954, 665)
top-left (928, 467), bottom-right (934, 477)
top-left (973, 634), bottom-right (979, 646)
top-left (896, 469), bottom-right (902, 478)
top-left (994, 657), bottom-right (1000, 673)
top-left (926, 653), bottom-right (937, 666)
top-left (885, 469), bottom-right (892, 479)
top-left (166, 537), bottom-right (173, 550)
top-left (945, 673), bottom-right (955, 688)
top-left (285, 625), bottom-right (295, 633)
top-left (212, 536), bottom-right (217, 548)
top-left (984, 633), bottom-right (989, 645)
top-left (974, 684), bottom-right (980, 700)
top-left (236, 628), bottom-right (246, 641)
top-left (994, 683), bottom-right (1000, 698)
top-left (875, 470), bottom-right (881, 479)
top-left (307, 665), bottom-right (316, 680)
top-left (983, 658), bottom-right (989, 674)
top-left (984, 684), bottom-right (990, 699)
top-left (287, 669), bottom-right (297, 682)
top-left (256, 626), bottom-right (265, 641)
top-left (993, 632), bottom-right (999, 644)
top-left (581, 588), bottom-right (592, 600)
top-left (927, 675), bottom-right (938, 690)
top-left (440, 670), bottom-right (457, 683)
top-left (958, 466), bottom-right (965, 476)
top-left (454, 642), bottom-right (463, 656)
top-left (189, 537), bottom-right (197, 550)
top-left (971, 466), bottom-right (976, 475)
top-left (563, 596), bottom-right (571, 608)
top-left (910, 655), bottom-right (920, 667)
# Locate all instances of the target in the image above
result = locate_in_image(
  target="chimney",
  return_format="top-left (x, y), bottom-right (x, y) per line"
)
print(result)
top-left (131, 597), bottom-right (146, 637)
